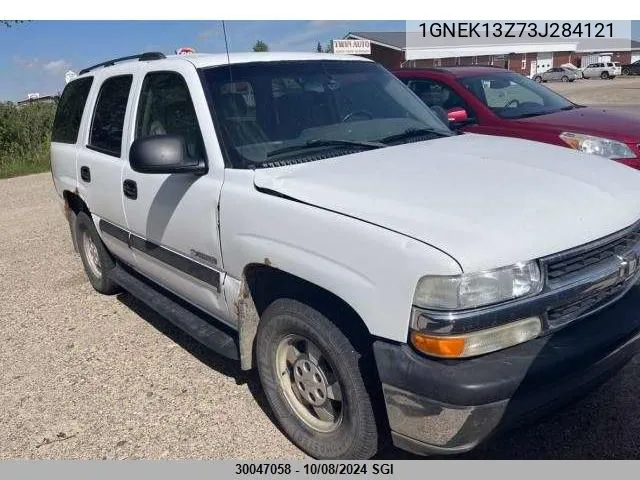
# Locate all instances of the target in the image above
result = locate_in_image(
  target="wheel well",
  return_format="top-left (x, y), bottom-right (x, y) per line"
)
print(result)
top-left (243, 264), bottom-right (372, 349)
top-left (62, 191), bottom-right (90, 253)
top-left (240, 264), bottom-right (391, 444)
top-left (63, 190), bottom-right (90, 216)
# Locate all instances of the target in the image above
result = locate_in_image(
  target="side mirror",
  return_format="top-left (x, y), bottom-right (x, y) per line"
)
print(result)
top-left (447, 107), bottom-right (469, 125)
top-left (129, 135), bottom-right (207, 175)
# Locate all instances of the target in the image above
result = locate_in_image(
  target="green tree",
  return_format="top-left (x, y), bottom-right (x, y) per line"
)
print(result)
top-left (315, 41), bottom-right (323, 53)
top-left (324, 40), bottom-right (334, 53)
top-left (252, 40), bottom-right (269, 52)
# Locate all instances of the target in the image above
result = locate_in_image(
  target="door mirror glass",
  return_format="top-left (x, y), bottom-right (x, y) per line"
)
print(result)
top-left (129, 135), bottom-right (206, 174)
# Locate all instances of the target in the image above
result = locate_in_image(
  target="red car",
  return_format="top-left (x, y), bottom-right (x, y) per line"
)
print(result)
top-left (394, 66), bottom-right (640, 170)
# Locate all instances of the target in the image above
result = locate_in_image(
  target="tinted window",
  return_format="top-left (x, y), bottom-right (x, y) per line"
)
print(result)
top-left (51, 77), bottom-right (93, 144)
top-left (135, 72), bottom-right (205, 160)
top-left (89, 75), bottom-right (133, 157)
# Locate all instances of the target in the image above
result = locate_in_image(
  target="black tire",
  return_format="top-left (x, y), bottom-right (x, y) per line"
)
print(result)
top-left (534, 76), bottom-right (542, 83)
top-left (600, 71), bottom-right (609, 79)
top-left (256, 298), bottom-right (379, 459)
top-left (622, 68), bottom-right (630, 76)
top-left (561, 75), bottom-right (569, 82)
top-left (75, 211), bottom-right (120, 295)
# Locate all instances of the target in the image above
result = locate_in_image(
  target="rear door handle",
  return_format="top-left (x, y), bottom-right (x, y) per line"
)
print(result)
top-left (80, 166), bottom-right (91, 182)
top-left (123, 179), bottom-right (137, 200)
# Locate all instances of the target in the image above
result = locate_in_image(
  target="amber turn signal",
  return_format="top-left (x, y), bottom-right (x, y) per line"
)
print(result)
top-left (410, 331), bottom-right (465, 358)
top-left (410, 317), bottom-right (542, 358)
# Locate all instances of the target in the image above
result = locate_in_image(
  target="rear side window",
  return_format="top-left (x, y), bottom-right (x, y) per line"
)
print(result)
top-left (51, 77), bottom-right (93, 144)
top-left (89, 75), bottom-right (133, 157)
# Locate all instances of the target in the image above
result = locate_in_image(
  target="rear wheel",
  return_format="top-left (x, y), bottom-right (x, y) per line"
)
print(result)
top-left (561, 75), bottom-right (569, 82)
top-left (75, 212), bottom-right (120, 295)
top-left (256, 298), bottom-right (379, 459)
top-left (622, 68), bottom-right (630, 76)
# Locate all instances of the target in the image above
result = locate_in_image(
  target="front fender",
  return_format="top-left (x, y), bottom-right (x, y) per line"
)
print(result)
top-left (219, 171), bottom-right (462, 343)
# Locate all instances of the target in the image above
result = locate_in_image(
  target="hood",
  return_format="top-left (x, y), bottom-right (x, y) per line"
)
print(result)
top-left (515, 106), bottom-right (640, 141)
top-left (253, 134), bottom-right (640, 273)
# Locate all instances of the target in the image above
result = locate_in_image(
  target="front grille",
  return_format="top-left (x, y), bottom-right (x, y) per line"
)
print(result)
top-left (547, 280), bottom-right (627, 323)
top-left (546, 228), bottom-right (640, 282)
top-left (543, 221), bottom-right (640, 328)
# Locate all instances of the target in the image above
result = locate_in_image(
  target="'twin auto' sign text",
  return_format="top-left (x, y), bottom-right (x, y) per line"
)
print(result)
top-left (332, 39), bottom-right (371, 55)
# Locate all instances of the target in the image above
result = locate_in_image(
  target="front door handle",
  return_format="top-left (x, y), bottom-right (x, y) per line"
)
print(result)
top-left (123, 179), bottom-right (137, 200)
top-left (80, 166), bottom-right (91, 182)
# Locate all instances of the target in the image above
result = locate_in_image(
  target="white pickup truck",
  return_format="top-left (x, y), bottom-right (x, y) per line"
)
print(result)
top-left (50, 51), bottom-right (640, 459)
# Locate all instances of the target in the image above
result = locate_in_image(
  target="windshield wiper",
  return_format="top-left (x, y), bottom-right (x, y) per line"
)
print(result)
top-left (508, 111), bottom-right (553, 119)
top-left (377, 127), bottom-right (452, 144)
top-left (266, 138), bottom-right (386, 158)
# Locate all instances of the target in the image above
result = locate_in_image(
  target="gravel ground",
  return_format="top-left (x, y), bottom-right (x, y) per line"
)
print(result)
top-left (0, 173), bottom-right (305, 460)
top-left (546, 76), bottom-right (640, 105)
top-left (2, 130), bottom-right (640, 459)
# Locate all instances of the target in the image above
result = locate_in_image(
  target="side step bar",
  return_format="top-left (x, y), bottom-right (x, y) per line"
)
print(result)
top-left (108, 265), bottom-right (240, 360)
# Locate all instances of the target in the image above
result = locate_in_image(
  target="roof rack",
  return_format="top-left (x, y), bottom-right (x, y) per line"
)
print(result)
top-left (79, 52), bottom-right (166, 76)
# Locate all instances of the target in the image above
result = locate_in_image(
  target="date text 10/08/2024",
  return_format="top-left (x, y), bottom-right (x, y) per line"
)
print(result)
top-left (234, 463), bottom-right (395, 475)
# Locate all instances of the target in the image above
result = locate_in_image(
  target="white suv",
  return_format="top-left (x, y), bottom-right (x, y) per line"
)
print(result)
top-left (582, 61), bottom-right (619, 79)
top-left (50, 51), bottom-right (640, 459)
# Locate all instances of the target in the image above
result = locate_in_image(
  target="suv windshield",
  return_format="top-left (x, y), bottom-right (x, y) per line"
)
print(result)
top-left (200, 60), bottom-right (453, 168)
top-left (459, 71), bottom-right (577, 119)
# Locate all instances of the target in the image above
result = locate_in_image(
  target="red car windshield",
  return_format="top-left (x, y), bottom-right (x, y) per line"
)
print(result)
top-left (459, 72), bottom-right (578, 119)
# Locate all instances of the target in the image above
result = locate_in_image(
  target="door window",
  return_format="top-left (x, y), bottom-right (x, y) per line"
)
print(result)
top-left (405, 79), bottom-right (472, 119)
top-left (135, 71), bottom-right (206, 161)
top-left (88, 75), bottom-right (133, 157)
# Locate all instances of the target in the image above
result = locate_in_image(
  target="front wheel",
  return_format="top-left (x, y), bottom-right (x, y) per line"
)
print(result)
top-left (256, 299), bottom-right (379, 459)
top-left (601, 71), bottom-right (610, 79)
top-left (561, 75), bottom-right (569, 82)
top-left (534, 76), bottom-right (542, 83)
top-left (622, 68), bottom-right (630, 76)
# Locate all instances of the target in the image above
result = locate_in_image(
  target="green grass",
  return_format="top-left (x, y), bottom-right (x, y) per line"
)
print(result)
top-left (0, 102), bottom-right (56, 179)
top-left (0, 147), bottom-right (51, 179)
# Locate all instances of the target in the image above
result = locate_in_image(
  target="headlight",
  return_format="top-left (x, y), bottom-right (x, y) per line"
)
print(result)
top-left (559, 132), bottom-right (636, 159)
top-left (413, 261), bottom-right (543, 310)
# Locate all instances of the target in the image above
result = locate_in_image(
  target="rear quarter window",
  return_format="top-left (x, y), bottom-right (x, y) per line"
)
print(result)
top-left (51, 77), bottom-right (94, 144)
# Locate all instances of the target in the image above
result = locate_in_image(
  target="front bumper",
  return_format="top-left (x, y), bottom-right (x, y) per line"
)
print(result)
top-left (374, 284), bottom-right (640, 456)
